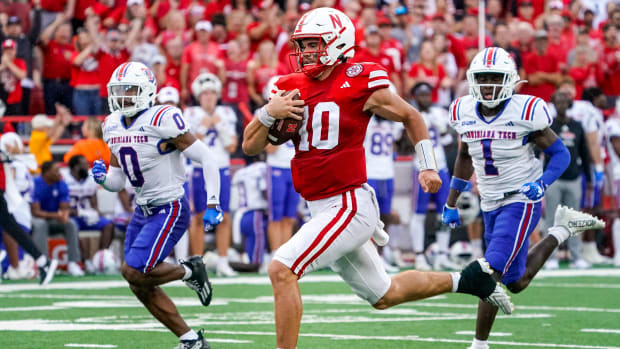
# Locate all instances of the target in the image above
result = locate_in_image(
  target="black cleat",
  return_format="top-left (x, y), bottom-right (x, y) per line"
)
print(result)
top-left (180, 256), bottom-right (213, 306)
top-left (457, 258), bottom-right (514, 314)
top-left (174, 329), bottom-right (210, 349)
top-left (39, 259), bottom-right (58, 285)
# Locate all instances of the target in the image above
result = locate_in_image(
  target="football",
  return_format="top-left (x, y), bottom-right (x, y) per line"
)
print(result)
top-left (267, 91), bottom-right (303, 146)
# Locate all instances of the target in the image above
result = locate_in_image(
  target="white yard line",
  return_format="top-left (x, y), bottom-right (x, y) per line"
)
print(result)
top-left (581, 329), bottom-right (620, 334)
top-left (64, 345), bottom-right (117, 348)
top-left (455, 331), bottom-right (512, 336)
top-left (203, 329), bottom-right (620, 349)
top-left (2, 268), bottom-right (620, 293)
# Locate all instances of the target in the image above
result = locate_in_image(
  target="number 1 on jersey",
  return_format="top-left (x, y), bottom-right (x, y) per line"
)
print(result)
top-left (480, 139), bottom-right (499, 176)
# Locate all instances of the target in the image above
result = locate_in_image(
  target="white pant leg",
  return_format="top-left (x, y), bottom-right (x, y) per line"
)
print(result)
top-left (274, 186), bottom-right (379, 277)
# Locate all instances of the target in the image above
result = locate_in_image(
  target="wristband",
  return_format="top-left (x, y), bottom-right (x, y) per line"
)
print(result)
top-left (450, 176), bottom-right (471, 192)
top-left (415, 139), bottom-right (438, 171)
top-left (257, 106), bottom-right (275, 128)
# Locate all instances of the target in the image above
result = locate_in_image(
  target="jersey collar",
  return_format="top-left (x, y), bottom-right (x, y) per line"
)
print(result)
top-left (475, 98), bottom-right (511, 125)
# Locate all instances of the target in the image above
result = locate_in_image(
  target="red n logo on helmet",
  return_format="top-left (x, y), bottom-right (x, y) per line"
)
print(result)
top-left (330, 14), bottom-right (342, 29)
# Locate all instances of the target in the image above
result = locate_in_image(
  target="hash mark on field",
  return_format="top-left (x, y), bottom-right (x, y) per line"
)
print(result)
top-left (204, 330), bottom-right (620, 349)
top-left (64, 344), bottom-right (117, 348)
top-left (455, 331), bottom-right (512, 337)
top-left (209, 339), bottom-right (253, 343)
top-left (532, 283), bottom-right (620, 289)
top-left (581, 329), bottom-right (620, 334)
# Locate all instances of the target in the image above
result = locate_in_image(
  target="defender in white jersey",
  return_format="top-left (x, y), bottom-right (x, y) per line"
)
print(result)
top-left (443, 47), bottom-right (604, 349)
top-left (230, 161), bottom-right (268, 264)
top-left (263, 76), bottom-right (301, 253)
top-left (185, 72), bottom-right (238, 277)
top-left (63, 155), bottom-right (115, 253)
top-left (92, 61), bottom-right (222, 349)
top-left (605, 114), bottom-right (620, 267)
top-left (408, 82), bottom-right (458, 271)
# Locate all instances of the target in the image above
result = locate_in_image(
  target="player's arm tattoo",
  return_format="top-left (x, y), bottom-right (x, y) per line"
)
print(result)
top-left (530, 127), bottom-right (559, 150)
top-left (446, 138), bottom-right (473, 207)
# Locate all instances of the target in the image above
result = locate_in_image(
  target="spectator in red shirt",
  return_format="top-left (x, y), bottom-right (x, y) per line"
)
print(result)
top-left (0, 39), bottom-right (26, 115)
top-left (407, 40), bottom-right (451, 102)
top-left (353, 25), bottom-right (402, 94)
top-left (378, 16), bottom-right (405, 92)
top-left (596, 23), bottom-right (620, 98)
top-left (70, 27), bottom-right (101, 116)
top-left (246, 1), bottom-right (282, 53)
top-left (512, 21), bottom-right (534, 58)
top-left (460, 12), bottom-right (493, 63)
top-left (39, 13), bottom-right (75, 115)
top-left (180, 20), bottom-right (224, 103)
top-left (221, 38), bottom-right (250, 106)
top-left (429, 14), bottom-right (467, 81)
top-left (86, 13), bottom-right (140, 114)
top-left (568, 45), bottom-right (597, 100)
top-left (151, 54), bottom-right (179, 90)
top-left (516, 0), bottom-right (536, 25)
top-left (521, 29), bottom-right (563, 101)
top-left (546, 14), bottom-right (574, 69)
top-left (247, 39), bottom-right (284, 108)
top-left (163, 35), bottom-right (184, 92)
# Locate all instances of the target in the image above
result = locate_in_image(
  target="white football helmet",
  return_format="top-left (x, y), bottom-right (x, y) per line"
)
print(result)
top-left (107, 62), bottom-right (157, 117)
top-left (191, 72), bottom-right (222, 100)
top-left (290, 7), bottom-right (355, 77)
top-left (467, 47), bottom-right (520, 108)
top-left (0, 132), bottom-right (24, 154)
top-left (456, 191), bottom-right (480, 225)
top-left (450, 241), bottom-right (474, 267)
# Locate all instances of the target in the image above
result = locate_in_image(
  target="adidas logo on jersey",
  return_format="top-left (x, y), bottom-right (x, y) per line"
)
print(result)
top-left (340, 81), bottom-right (351, 88)
top-left (504, 121), bottom-right (515, 127)
top-left (139, 127), bottom-right (145, 132)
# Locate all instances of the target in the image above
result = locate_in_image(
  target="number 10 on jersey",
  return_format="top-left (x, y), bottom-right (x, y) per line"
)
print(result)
top-left (298, 102), bottom-right (340, 151)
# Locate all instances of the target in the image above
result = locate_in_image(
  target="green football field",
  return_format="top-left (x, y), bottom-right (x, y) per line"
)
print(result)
top-left (1, 268), bottom-right (620, 349)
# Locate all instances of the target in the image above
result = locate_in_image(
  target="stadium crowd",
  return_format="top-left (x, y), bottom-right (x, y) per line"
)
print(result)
top-left (0, 0), bottom-right (619, 280)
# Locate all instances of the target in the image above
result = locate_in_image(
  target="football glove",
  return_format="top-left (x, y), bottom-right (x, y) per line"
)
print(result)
top-left (203, 205), bottom-right (223, 232)
top-left (92, 159), bottom-right (107, 185)
top-left (442, 204), bottom-right (460, 228)
top-left (519, 179), bottom-right (546, 200)
top-left (594, 170), bottom-right (605, 189)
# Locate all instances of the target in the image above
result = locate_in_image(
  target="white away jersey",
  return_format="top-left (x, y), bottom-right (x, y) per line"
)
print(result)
top-left (60, 168), bottom-right (98, 211)
top-left (102, 105), bottom-right (189, 206)
top-left (549, 100), bottom-right (603, 134)
top-left (231, 162), bottom-right (268, 211)
top-left (364, 117), bottom-right (404, 179)
top-left (418, 106), bottom-right (450, 171)
top-left (449, 95), bottom-right (551, 211)
top-left (605, 117), bottom-right (620, 180)
top-left (184, 105), bottom-right (237, 169)
top-left (267, 140), bottom-right (295, 168)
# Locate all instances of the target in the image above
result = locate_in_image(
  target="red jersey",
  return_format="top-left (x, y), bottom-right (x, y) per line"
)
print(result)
top-left (165, 59), bottom-right (181, 89)
top-left (254, 64), bottom-right (278, 99)
top-left (408, 63), bottom-right (446, 103)
top-left (95, 48), bottom-right (130, 97)
top-left (597, 44), bottom-right (620, 96)
top-left (42, 40), bottom-right (75, 80)
top-left (0, 58), bottom-right (26, 104)
top-left (380, 39), bottom-right (405, 73)
top-left (352, 48), bottom-right (397, 74)
top-left (40, 0), bottom-right (66, 12)
top-left (181, 41), bottom-right (220, 90)
top-left (70, 52), bottom-right (100, 87)
top-left (274, 62), bottom-right (390, 200)
top-left (221, 58), bottom-right (249, 104)
top-left (521, 51), bottom-right (560, 101)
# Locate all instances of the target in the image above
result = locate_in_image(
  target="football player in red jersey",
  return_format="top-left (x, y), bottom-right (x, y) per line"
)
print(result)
top-left (242, 8), bottom-right (513, 349)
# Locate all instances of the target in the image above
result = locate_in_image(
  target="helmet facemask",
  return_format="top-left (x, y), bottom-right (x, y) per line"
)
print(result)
top-left (290, 36), bottom-right (332, 78)
top-left (468, 71), bottom-right (516, 108)
top-left (108, 83), bottom-right (151, 117)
